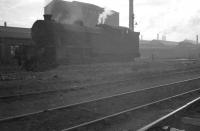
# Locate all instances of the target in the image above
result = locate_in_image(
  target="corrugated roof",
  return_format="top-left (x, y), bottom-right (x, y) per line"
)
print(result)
top-left (0, 26), bottom-right (31, 39)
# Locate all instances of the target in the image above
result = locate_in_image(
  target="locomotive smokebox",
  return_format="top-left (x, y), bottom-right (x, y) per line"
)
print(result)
top-left (43, 14), bottom-right (52, 21)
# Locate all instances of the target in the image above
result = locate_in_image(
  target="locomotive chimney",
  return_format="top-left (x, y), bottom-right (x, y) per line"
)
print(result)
top-left (43, 14), bottom-right (52, 21)
top-left (129, 0), bottom-right (134, 31)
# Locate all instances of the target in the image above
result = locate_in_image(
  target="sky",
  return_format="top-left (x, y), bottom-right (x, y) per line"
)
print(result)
top-left (0, 0), bottom-right (200, 42)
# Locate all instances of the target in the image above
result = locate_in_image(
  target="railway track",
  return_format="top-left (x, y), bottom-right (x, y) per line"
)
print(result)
top-left (63, 88), bottom-right (200, 131)
top-left (139, 96), bottom-right (200, 131)
top-left (1, 68), bottom-right (200, 99)
top-left (1, 77), bottom-right (200, 131)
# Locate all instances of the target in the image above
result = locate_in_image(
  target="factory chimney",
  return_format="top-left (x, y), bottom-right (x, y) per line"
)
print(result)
top-left (129, 0), bottom-right (134, 31)
top-left (157, 34), bottom-right (159, 40)
top-left (141, 35), bottom-right (143, 40)
top-left (4, 22), bottom-right (7, 27)
top-left (196, 35), bottom-right (199, 45)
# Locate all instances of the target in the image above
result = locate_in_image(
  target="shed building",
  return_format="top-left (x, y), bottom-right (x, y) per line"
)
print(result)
top-left (0, 26), bottom-right (32, 64)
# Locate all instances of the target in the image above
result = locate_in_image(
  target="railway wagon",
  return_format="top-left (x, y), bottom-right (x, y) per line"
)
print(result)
top-left (31, 15), bottom-right (140, 69)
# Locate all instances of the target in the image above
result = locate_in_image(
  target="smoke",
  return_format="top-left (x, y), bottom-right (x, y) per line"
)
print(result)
top-left (45, 0), bottom-right (53, 6)
top-left (188, 14), bottom-right (200, 27)
top-left (54, 5), bottom-right (83, 25)
top-left (162, 26), bottom-right (179, 35)
top-left (98, 8), bottom-right (114, 24)
top-left (45, 0), bottom-right (83, 25)
top-left (44, 0), bottom-right (56, 14)
top-left (161, 10), bottom-right (200, 37)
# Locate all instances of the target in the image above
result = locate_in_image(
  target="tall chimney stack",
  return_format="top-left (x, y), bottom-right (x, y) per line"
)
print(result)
top-left (129, 0), bottom-right (134, 31)
top-left (4, 22), bottom-right (7, 27)
top-left (196, 35), bottom-right (199, 45)
top-left (141, 35), bottom-right (143, 40)
top-left (157, 34), bottom-right (159, 40)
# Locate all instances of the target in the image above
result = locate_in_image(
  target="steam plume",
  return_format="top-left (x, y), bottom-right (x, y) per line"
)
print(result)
top-left (45, 0), bottom-right (53, 6)
top-left (44, 0), bottom-right (83, 25)
top-left (98, 8), bottom-right (114, 24)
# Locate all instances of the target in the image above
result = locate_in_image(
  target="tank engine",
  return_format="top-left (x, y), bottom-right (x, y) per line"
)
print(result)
top-left (31, 14), bottom-right (140, 70)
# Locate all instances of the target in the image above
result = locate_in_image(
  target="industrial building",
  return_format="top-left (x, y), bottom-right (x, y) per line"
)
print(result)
top-left (0, 25), bottom-right (32, 64)
top-left (44, 0), bottom-right (119, 27)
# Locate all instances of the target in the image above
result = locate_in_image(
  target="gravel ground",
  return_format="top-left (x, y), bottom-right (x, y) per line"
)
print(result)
top-left (1, 59), bottom-right (200, 120)
top-left (102, 92), bottom-right (200, 131)
top-left (1, 79), bottom-right (200, 131)
top-left (1, 69), bottom-right (200, 119)
top-left (0, 59), bottom-right (200, 96)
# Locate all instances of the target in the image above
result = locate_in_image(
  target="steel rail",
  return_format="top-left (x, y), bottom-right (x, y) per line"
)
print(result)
top-left (0, 76), bottom-right (200, 126)
top-left (62, 89), bottom-right (200, 131)
top-left (138, 96), bottom-right (200, 131)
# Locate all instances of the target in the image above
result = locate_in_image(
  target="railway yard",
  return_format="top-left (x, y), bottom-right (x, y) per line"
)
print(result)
top-left (1, 59), bottom-right (200, 131)
top-left (1, 0), bottom-right (200, 130)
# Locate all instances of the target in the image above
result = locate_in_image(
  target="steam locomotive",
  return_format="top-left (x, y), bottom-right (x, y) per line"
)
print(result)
top-left (30, 14), bottom-right (140, 70)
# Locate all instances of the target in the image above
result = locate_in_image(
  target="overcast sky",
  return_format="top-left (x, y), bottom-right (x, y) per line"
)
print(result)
top-left (0, 0), bottom-right (200, 41)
